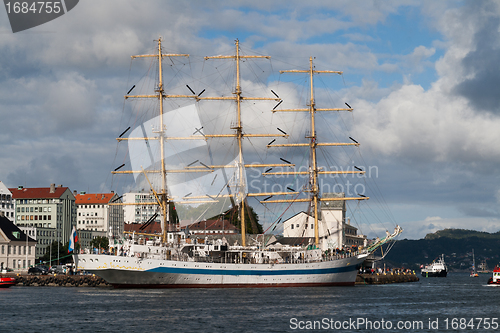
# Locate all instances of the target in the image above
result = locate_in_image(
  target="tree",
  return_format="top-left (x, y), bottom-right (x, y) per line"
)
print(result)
top-left (90, 236), bottom-right (109, 249)
top-left (210, 203), bottom-right (263, 234)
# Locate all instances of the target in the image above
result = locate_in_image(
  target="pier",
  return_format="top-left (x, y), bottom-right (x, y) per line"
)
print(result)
top-left (356, 272), bottom-right (419, 285)
top-left (7, 274), bottom-right (109, 287)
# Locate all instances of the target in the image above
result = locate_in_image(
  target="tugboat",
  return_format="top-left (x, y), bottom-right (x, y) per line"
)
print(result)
top-left (487, 266), bottom-right (500, 285)
top-left (0, 276), bottom-right (17, 288)
top-left (421, 254), bottom-right (448, 277)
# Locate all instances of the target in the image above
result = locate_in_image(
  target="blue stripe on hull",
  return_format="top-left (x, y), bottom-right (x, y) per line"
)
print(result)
top-left (147, 265), bottom-right (358, 276)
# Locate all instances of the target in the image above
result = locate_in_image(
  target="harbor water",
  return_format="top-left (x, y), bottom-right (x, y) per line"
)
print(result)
top-left (0, 273), bottom-right (497, 332)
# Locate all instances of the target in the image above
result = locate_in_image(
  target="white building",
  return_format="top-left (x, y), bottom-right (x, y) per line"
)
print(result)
top-left (122, 192), bottom-right (163, 224)
top-left (0, 181), bottom-right (15, 222)
top-left (75, 192), bottom-right (124, 243)
top-left (282, 193), bottom-right (366, 250)
top-left (10, 184), bottom-right (77, 259)
top-left (0, 215), bottom-right (37, 272)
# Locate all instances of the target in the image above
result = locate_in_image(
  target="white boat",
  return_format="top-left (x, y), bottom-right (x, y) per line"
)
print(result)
top-left (421, 254), bottom-right (448, 277)
top-left (74, 38), bottom-right (402, 288)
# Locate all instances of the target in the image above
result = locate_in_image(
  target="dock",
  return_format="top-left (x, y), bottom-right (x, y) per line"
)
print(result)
top-left (8, 274), bottom-right (109, 287)
top-left (356, 272), bottom-right (419, 285)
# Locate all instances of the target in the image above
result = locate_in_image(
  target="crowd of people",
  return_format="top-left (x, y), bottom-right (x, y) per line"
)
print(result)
top-left (359, 267), bottom-right (415, 275)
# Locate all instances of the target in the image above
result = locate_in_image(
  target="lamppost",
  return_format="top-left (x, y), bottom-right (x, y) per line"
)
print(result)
top-left (57, 226), bottom-right (60, 265)
top-left (25, 229), bottom-right (28, 270)
top-left (49, 230), bottom-right (52, 267)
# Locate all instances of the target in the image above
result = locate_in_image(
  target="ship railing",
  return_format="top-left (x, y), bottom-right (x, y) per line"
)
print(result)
top-left (86, 248), bottom-right (360, 263)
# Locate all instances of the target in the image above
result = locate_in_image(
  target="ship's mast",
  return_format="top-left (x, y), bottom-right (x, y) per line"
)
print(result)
top-left (202, 39), bottom-right (290, 246)
top-left (112, 38), bottom-right (189, 243)
top-left (157, 38), bottom-right (169, 240)
top-left (264, 57), bottom-right (368, 246)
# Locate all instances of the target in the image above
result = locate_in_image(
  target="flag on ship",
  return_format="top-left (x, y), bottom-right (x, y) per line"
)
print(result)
top-left (68, 226), bottom-right (78, 253)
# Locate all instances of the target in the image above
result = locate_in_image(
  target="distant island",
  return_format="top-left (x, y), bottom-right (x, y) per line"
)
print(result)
top-left (379, 228), bottom-right (500, 272)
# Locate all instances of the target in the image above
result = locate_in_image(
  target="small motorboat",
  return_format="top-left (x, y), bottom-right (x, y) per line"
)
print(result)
top-left (487, 266), bottom-right (500, 285)
top-left (0, 276), bottom-right (17, 288)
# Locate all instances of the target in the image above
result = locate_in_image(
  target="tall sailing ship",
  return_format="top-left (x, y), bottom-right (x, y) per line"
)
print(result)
top-left (73, 38), bottom-right (402, 288)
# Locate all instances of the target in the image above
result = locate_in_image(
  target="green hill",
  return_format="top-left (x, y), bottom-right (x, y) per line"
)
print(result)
top-left (379, 229), bottom-right (500, 271)
top-left (424, 228), bottom-right (500, 240)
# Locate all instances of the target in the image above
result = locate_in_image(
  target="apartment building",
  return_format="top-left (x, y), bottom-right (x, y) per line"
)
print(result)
top-left (10, 184), bottom-right (77, 259)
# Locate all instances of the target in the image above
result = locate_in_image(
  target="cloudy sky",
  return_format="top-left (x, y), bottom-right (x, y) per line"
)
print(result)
top-left (2, 0), bottom-right (500, 239)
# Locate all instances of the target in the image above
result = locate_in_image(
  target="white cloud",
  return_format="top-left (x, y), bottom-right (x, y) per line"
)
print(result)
top-left (2, 0), bottom-right (500, 239)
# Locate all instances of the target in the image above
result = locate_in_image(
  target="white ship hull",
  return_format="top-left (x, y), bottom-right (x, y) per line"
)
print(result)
top-left (74, 254), bottom-right (366, 288)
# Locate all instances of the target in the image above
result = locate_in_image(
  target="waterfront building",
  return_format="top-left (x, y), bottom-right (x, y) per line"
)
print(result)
top-left (0, 215), bottom-right (37, 272)
top-left (0, 181), bottom-right (15, 222)
top-left (9, 184), bottom-right (77, 259)
top-left (75, 192), bottom-right (124, 241)
top-left (282, 192), bottom-right (366, 249)
top-left (122, 192), bottom-right (163, 224)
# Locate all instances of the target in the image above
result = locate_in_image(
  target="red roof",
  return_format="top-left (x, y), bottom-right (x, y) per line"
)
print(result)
top-left (124, 222), bottom-right (162, 234)
top-left (75, 193), bottom-right (115, 205)
top-left (188, 220), bottom-right (239, 232)
top-left (9, 187), bottom-right (69, 199)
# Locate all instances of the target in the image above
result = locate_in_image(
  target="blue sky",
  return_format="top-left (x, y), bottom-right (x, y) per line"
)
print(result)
top-left (3, 0), bottom-right (500, 239)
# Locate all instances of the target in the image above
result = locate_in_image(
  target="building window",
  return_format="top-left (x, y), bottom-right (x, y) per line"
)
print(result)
top-left (291, 224), bottom-right (294, 229)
